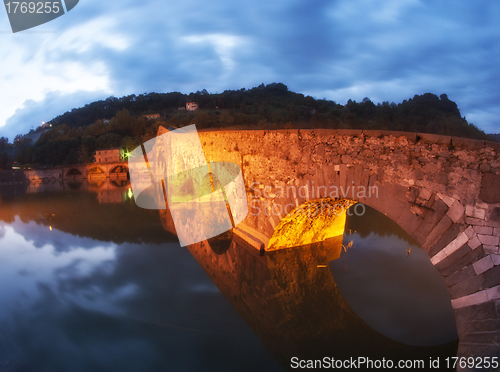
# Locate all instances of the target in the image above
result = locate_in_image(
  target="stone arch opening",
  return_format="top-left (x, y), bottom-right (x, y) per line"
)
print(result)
top-left (267, 198), bottom-right (356, 250)
top-left (110, 165), bottom-right (129, 180)
top-left (88, 167), bottom-right (105, 180)
top-left (267, 195), bottom-right (459, 349)
top-left (66, 168), bottom-right (82, 177)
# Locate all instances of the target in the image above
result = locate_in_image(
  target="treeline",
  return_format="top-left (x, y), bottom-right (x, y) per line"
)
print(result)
top-left (11, 83), bottom-right (495, 168)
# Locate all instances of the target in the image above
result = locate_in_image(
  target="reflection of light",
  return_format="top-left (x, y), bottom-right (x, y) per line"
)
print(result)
top-left (127, 188), bottom-right (133, 199)
top-left (49, 226), bottom-right (52, 231)
top-left (268, 198), bottom-right (356, 250)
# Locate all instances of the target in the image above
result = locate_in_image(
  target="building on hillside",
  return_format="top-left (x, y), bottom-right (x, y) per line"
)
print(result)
top-left (143, 113), bottom-right (160, 119)
top-left (186, 101), bottom-right (198, 111)
top-left (95, 148), bottom-right (124, 163)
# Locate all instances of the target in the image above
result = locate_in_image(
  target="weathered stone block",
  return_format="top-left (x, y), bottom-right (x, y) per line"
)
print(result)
top-left (479, 163), bottom-right (491, 172)
top-left (336, 129), bottom-right (362, 137)
top-left (439, 246), bottom-right (486, 277)
top-left (490, 207), bottom-right (500, 222)
top-left (483, 245), bottom-right (499, 254)
top-left (423, 162), bottom-right (438, 173)
top-left (364, 181), bottom-right (389, 213)
top-left (473, 255), bottom-right (495, 275)
top-left (468, 235), bottom-right (482, 250)
top-left (451, 137), bottom-right (485, 150)
top-left (484, 265), bottom-right (500, 288)
top-left (428, 223), bottom-right (461, 257)
top-left (341, 154), bottom-right (352, 164)
top-left (435, 172), bottom-right (449, 185)
top-left (418, 198), bottom-right (449, 237)
top-left (413, 168), bottom-right (423, 180)
top-left (451, 289), bottom-right (487, 308)
top-left (418, 187), bottom-right (432, 201)
top-left (486, 285), bottom-right (500, 301)
top-left (446, 201), bottom-right (465, 223)
top-left (411, 230), bottom-right (427, 247)
top-left (436, 243), bottom-right (472, 274)
top-left (492, 254), bottom-right (500, 265)
top-left (464, 226), bottom-right (475, 239)
top-left (466, 217), bottom-right (485, 226)
top-left (430, 230), bottom-right (467, 264)
top-left (478, 234), bottom-right (499, 246)
top-left (474, 226), bottom-right (493, 235)
top-left (480, 173), bottom-right (500, 203)
top-left (396, 208), bottom-right (422, 236)
top-left (381, 130), bottom-right (417, 142)
top-left (418, 133), bottom-right (452, 145)
top-left (445, 265), bottom-right (476, 287)
top-left (362, 130), bottom-right (383, 138)
top-left (426, 218), bottom-right (455, 254)
top-left (494, 227), bottom-right (500, 236)
top-left (465, 206), bottom-right (486, 219)
top-left (460, 331), bottom-right (500, 344)
top-left (437, 193), bottom-right (456, 207)
top-left (384, 197), bottom-right (406, 222)
top-left (466, 318), bottom-right (500, 333)
top-left (456, 340), bottom-right (499, 362)
top-left (390, 183), bottom-right (409, 202)
top-left (454, 300), bottom-right (498, 322)
top-left (485, 219), bottom-right (500, 228)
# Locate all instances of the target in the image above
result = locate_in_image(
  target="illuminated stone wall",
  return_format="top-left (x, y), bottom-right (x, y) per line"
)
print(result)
top-left (193, 128), bottom-right (500, 363)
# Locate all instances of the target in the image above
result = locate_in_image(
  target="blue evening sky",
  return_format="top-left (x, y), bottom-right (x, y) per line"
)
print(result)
top-left (0, 0), bottom-right (499, 140)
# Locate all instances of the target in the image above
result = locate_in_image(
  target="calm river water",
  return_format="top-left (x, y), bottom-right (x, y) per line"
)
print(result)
top-left (0, 180), bottom-right (458, 371)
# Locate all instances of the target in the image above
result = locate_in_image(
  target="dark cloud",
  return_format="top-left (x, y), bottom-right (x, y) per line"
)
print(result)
top-left (1, 0), bottom-right (499, 137)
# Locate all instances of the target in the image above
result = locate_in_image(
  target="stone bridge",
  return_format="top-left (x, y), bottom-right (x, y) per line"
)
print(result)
top-left (168, 128), bottom-right (499, 366)
top-left (24, 162), bottom-right (129, 183)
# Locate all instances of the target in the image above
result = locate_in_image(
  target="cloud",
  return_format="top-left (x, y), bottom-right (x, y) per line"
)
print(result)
top-left (1, 0), bottom-right (499, 138)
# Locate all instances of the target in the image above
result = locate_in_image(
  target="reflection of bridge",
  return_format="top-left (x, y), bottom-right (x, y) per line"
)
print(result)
top-left (180, 235), bottom-right (458, 368)
top-left (24, 162), bottom-right (129, 184)
top-left (153, 127), bottom-right (500, 366)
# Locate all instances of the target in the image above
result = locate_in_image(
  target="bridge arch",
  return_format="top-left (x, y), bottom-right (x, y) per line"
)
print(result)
top-left (66, 168), bottom-right (83, 177)
top-left (109, 164), bottom-right (129, 179)
top-left (190, 127), bottom-right (500, 361)
top-left (88, 166), bottom-right (106, 179)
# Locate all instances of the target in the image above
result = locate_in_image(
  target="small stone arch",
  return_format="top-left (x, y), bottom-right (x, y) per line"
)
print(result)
top-left (88, 166), bottom-right (106, 180)
top-left (66, 168), bottom-right (83, 177)
top-left (109, 165), bottom-right (129, 180)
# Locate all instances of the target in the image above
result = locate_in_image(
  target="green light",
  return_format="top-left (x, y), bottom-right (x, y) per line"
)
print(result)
top-left (127, 188), bottom-right (133, 199)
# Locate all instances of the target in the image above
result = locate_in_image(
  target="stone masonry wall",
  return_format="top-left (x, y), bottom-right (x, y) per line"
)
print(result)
top-left (197, 128), bottom-right (500, 368)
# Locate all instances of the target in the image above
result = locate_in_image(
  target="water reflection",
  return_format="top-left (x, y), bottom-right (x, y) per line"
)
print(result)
top-left (0, 196), bottom-right (281, 372)
top-left (331, 205), bottom-right (458, 346)
top-left (0, 189), bottom-right (458, 371)
top-left (184, 230), bottom-right (458, 370)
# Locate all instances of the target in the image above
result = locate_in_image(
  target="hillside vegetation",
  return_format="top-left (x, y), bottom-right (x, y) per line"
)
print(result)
top-left (9, 83), bottom-right (494, 168)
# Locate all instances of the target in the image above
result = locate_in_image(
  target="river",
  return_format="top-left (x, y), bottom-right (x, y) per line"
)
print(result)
top-left (0, 179), bottom-right (458, 371)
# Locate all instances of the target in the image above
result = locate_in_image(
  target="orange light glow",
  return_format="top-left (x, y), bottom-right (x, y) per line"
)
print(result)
top-left (267, 198), bottom-right (356, 250)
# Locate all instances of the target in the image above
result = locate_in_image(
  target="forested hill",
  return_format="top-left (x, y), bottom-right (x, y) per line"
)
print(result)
top-left (13, 83), bottom-right (493, 167)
